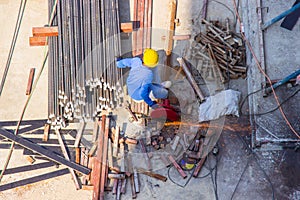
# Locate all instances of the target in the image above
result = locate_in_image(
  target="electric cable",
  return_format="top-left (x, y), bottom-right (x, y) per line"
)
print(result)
top-left (234, 133), bottom-right (276, 200)
top-left (210, 0), bottom-right (236, 25)
top-left (231, 0), bottom-right (300, 139)
top-left (208, 150), bottom-right (219, 200)
top-left (240, 86), bottom-right (300, 116)
top-left (240, 88), bottom-right (263, 111)
top-left (0, 0), bottom-right (28, 96)
top-left (0, 0), bottom-right (58, 184)
top-left (196, 0), bottom-right (236, 26)
top-left (230, 157), bottom-right (251, 200)
top-left (167, 164), bottom-right (195, 188)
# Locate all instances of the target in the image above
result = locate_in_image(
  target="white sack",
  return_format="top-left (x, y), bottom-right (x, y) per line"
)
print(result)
top-left (199, 89), bottom-right (241, 122)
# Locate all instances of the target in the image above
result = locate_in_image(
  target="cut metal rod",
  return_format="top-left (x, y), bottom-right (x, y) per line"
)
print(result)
top-left (168, 155), bottom-right (187, 179)
top-left (26, 68), bottom-right (35, 95)
top-left (177, 57), bottom-right (205, 102)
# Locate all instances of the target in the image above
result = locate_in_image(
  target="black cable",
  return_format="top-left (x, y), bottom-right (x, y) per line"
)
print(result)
top-left (240, 88), bottom-right (263, 111)
top-left (235, 134), bottom-right (275, 200)
top-left (208, 152), bottom-right (219, 200)
top-left (240, 87), bottom-right (300, 116)
top-left (234, 0), bottom-right (240, 28)
top-left (196, 0), bottom-right (236, 26)
top-left (0, 0), bottom-right (28, 96)
top-left (210, 0), bottom-right (237, 25)
top-left (167, 165), bottom-right (195, 188)
top-left (230, 158), bottom-right (251, 200)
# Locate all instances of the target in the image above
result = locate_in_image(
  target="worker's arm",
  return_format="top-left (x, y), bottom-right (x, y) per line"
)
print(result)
top-left (116, 58), bottom-right (140, 68)
top-left (140, 84), bottom-right (157, 107)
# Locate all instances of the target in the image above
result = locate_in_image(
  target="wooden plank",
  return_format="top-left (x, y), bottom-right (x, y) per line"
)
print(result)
top-left (43, 124), bottom-right (50, 142)
top-left (132, 0), bottom-right (138, 56)
top-left (75, 147), bottom-right (80, 164)
top-left (29, 36), bottom-right (48, 46)
top-left (0, 128), bottom-right (90, 175)
top-left (165, 0), bottom-right (177, 55)
top-left (113, 126), bottom-right (120, 157)
top-left (32, 26), bottom-right (58, 37)
top-left (99, 118), bottom-right (110, 200)
top-left (25, 155), bottom-right (36, 164)
top-left (146, 0), bottom-right (152, 48)
top-left (55, 130), bottom-right (80, 190)
top-left (120, 22), bottom-right (133, 33)
top-left (92, 116), bottom-right (106, 200)
top-left (82, 185), bottom-right (94, 191)
top-left (92, 159), bottom-right (102, 199)
top-left (136, 0), bottom-right (144, 56)
top-left (26, 68), bottom-right (35, 95)
top-left (143, 0), bottom-right (149, 49)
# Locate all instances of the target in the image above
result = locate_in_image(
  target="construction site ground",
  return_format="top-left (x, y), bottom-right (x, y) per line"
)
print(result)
top-left (0, 0), bottom-right (300, 200)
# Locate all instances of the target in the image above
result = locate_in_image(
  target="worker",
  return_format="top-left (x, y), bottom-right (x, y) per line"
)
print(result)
top-left (116, 48), bottom-right (171, 109)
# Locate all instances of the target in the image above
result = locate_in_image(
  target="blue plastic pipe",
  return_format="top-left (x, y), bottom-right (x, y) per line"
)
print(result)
top-left (265, 68), bottom-right (300, 94)
top-left (262, 3), bottom-right (300, 30)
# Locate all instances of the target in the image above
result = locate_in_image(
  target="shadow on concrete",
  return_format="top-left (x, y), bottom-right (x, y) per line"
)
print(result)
top-left (0, 168), bottom-right (69, 192)
top-left (0, 119), bottom-right (47, 134)
top-left (3, 162), bottom-right (56, 175)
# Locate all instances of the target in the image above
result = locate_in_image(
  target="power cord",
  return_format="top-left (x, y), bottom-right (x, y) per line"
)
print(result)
top-left (232, 133), bottom-right (276, 200)
top-left (240, 87), bottom-right (300, 116)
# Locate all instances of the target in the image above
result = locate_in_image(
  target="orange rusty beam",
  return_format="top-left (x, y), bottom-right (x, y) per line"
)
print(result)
top-left (120, 22), bottom-right (133, 33)
top-left (32, 26), bottom-right (58, 37)
top-left (29, 36), bottom-right (47, 46)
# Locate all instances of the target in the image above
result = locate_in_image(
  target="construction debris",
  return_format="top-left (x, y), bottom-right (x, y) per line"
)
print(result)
top-left (192, 19), bottom-right (247, 82)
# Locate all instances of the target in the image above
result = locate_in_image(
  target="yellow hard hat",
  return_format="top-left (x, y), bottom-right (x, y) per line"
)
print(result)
top-left (143, 48), bottom-right (159, 68)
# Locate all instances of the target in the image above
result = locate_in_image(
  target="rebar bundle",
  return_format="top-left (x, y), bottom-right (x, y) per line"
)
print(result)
top-left (48, 0), bottom-right (123, 129)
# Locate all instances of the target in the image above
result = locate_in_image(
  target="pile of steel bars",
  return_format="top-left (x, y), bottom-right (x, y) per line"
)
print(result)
top-left (48, 0), bottom-right (123, 128)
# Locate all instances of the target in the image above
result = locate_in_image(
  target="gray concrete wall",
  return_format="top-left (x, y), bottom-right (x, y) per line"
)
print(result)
top-left (0, 0), bottom-right (48, 121)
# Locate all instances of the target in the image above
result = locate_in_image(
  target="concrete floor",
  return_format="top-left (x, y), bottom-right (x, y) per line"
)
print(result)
top-left (0, 0), bottom-right (48, 121)
top-left (0, 0), bottom-right (300, 200)
top-left (243, 0), bottom-right (300, 149)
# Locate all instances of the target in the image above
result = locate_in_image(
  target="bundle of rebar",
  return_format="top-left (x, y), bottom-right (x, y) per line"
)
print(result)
top-left (48, 0), bottom-right (123, 128)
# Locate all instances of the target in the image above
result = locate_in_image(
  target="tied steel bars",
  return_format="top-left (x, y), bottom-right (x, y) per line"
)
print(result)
top-left (48, 0), bottom-right (123, 129)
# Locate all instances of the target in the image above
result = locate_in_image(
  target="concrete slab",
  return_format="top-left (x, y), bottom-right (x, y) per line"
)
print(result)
top-left (243, 0), bottom-right (300, 148)
top-left (0, 0), bottom-right (48, 121)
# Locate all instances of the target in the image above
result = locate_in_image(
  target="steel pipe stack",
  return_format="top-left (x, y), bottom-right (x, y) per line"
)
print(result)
top-left (48, 0), bottom-right (123, 129)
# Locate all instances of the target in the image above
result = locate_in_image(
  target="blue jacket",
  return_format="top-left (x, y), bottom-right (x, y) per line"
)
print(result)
top-left (117, 57), bottom-right (157, 106)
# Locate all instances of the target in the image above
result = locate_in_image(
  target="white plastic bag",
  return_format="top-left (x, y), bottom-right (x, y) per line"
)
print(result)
top-left (199, 89), bottom-right (241, 122)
